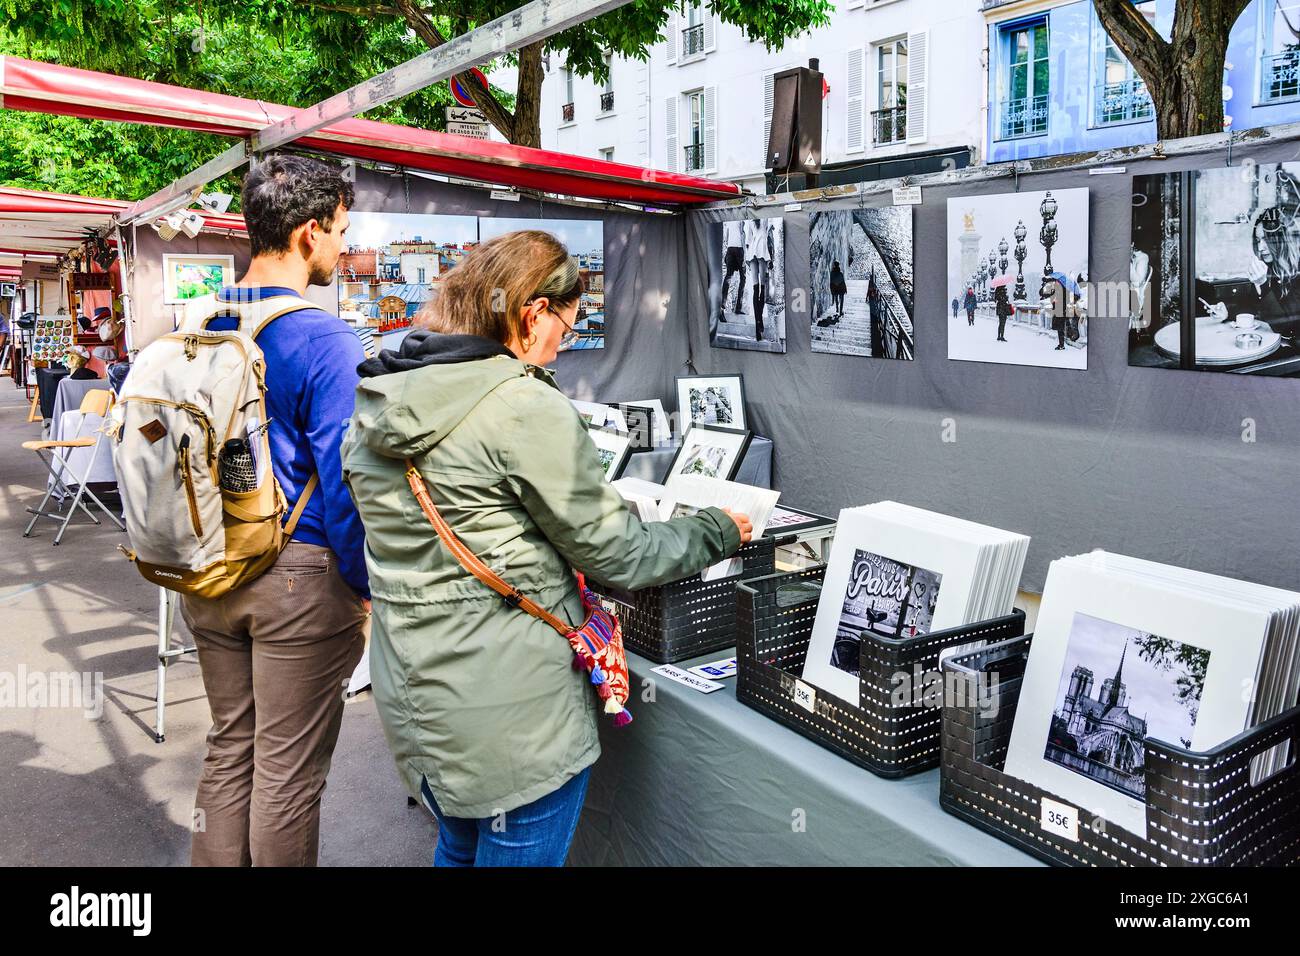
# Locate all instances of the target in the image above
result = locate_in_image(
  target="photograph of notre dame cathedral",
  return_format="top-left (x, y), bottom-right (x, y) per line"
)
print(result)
top-left (1045, 613), bottom-right (1209, 802)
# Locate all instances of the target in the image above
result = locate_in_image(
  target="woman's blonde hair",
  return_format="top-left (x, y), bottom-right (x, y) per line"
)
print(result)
top-left (418, 229), bottom-right (584, 344)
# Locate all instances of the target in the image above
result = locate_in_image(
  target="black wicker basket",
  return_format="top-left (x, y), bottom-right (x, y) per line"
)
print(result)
top-left (735, 565), bottom-right (1027, 779)
top-left (596, 536), bottom-right (779, 664)
top-left (940, 635), bottom-right (1300, 866)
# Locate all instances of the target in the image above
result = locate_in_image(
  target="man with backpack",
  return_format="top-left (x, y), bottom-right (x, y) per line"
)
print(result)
top-left (174, 155), bottom-right (368, 866)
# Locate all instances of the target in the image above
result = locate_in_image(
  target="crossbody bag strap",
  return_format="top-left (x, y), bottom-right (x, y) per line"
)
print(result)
top-left (404, 459), bottom-right (572, 636)
top-left (281, 473), bottom-right (319, 545)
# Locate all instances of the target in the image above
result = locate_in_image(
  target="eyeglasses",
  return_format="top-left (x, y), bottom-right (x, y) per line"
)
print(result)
top-left (547, 306), bottom-right (582, 351)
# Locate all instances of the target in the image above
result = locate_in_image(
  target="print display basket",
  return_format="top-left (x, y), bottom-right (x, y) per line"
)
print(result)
top-left (939, 635), bottom-right (1300, 866)
top-left (735, 565), bottom-right (1026, 779)
top-left (595, 535), bottom-right (780, 664)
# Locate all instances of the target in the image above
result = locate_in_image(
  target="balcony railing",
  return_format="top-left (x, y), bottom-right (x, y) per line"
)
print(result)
top-left (1262, 49), bottom-right (1300, 102)
top-left (682, 24), bottom-right (705, 58)
top-left (1095, 78), bottom-right (1153, 125)
top-left (998, 93), bottom-right (1049, 139)
top-left (872, 106), bottom-right (907, 145)
top-left (562, 102), bottom-right (575, 123)
top-left (599, 90), bottom-right (615, 113)
top-left (683, 141), bottom-right (704, 172)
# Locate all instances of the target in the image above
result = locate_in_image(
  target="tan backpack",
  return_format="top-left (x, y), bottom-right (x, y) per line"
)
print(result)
top-left (112, 292), bottom-right (319, 599)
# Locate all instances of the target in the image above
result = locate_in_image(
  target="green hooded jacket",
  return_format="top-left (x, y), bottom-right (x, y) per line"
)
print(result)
top-left (341, 333), bottom-right (742, 817)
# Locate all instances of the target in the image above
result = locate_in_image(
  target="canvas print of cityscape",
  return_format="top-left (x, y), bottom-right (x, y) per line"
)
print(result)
top-left (338, 212), bottom-right (606, 350)
top-left (1045, 611), bottom-right (1207, 802)
top-left (946, 187), bottom-right (1090, 370)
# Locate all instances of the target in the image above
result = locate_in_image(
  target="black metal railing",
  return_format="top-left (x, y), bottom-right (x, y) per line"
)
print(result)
top-left (599, 90), bottom-right (615, 112)
top-left (562, 102), bottom-right (575, 123)
top-left (682, 24), bottom-right (705, 57)
top-left (999, 93), bottom-right (1049, 139)
top-left (1262, 49), bottom-right (1300, 102)
top-left (683, 141), bottom-right (704, 171)
top-left (1095, 78), bottom-right (1153, 124)
top-left (872, 106), bottom-right (907, 144)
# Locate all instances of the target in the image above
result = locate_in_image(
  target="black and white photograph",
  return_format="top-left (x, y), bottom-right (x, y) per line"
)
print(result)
top-left (1131, 164), bottom-right (1300, 376)
top-left (946, 188), bottom-right (1089, 370)
top-left (808, 208), bottom-right (914, 360)
top-left (830, 549), bottom-right (942, 677)
top-left (584, 424), bottom-right (632, 480)
top-left (665, 424), bottom-right (751, 486)
top-left (675, 374), bottom-right (746, 431)
top-left (708, 218), bottom-right (786, 353)
top-left (1045, 612), bottom-right (1207, 803)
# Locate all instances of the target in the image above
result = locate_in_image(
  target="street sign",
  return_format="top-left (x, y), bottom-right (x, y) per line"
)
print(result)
top-left (447, 120), bottom-right (489, 140)
top-left (450, 68), bottom-right (490, 107)
top-left (446, 106), bottom-right (486, 124)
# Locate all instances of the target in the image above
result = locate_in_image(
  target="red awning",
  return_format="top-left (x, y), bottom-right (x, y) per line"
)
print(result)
top-left (0, 185), bottom-right (245, 257)
top-left (0, 55), bottom-right (741, 206)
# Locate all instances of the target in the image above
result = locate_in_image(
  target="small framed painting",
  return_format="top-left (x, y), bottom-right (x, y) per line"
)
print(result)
top-left (585, 424), bottom-right (633, 480)
top-left (676, 374), bottom-right (747, 431)
top-left (665, 424), bottom-right (751, 486)
top-left (162, 254), bottom-right (235, 304)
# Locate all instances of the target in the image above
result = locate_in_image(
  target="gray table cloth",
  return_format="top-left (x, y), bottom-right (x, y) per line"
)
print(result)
top-left (568, 647), bottom-right (1042, 867)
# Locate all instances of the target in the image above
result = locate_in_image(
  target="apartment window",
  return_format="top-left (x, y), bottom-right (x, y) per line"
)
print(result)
top-left (1093, 2), bottom-right (1155, 125)
top-left (599, 54), bottom-right (614, 113)
top-left (1261, 1), bottom-right (1300, 102)
top-left (873, 38), bottom-right (908, 145)
top-left (416, 268), bottom-right (426, 283)
top-left (683, 6), bottom-right (705, 59)
top-left (685, 90), bottom-right (705, 171)
top-left (562, 67), bottom-right (575, 123)
top-left (999, 19), bottom-right (1050, 139)
top-left (600, 147), bottom-right (615, 162)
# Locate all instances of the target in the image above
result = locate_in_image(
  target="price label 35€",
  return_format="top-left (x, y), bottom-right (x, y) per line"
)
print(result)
top-left (1040, 796), bottom-right (1079, 842)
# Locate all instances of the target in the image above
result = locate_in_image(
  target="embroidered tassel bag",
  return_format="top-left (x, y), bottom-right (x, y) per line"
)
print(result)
top-left (404, 461), bottom-right (632, 726)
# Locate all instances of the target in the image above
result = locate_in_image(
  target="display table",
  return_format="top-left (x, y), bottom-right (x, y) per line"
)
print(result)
top-left (568, 647), bottom-right (1042, 866)
top-left (49, 375), bottom-right (107, 423)
top-left (621, 435), bottom-right (772, 487)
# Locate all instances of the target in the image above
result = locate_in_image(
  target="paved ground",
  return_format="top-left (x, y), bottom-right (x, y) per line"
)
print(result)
top-left (0, 383), bottom-right (431, 866)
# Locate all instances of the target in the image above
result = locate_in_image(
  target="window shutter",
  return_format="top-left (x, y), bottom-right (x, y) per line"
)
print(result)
top-left (763, 71), bottom-right (775, 165)
top-left (703, 86), bottom-right (717, 171)
top-left (906, 29), bottom-right (929, 144)
top-left (666, 8), bottom-right (678, 65)
top-left (703, 12), bottom-right (716, 53)
top-left (665, 96), bottom-right (679, 172)
top-left (846, 47), bottom-right (865, 153)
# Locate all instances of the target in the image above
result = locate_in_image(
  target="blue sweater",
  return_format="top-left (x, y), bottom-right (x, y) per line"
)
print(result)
top-left (212, 286), bottom-right (370, 598)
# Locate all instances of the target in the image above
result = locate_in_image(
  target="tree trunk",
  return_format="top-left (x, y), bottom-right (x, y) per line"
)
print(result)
top-left (1094, 0), bottom-right (1251, 141)
top-left (511, 41), bottom-right (545, 149)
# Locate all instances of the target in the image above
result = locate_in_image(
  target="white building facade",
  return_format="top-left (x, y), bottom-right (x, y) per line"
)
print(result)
top-left (539, 0), bottom-right (988, 193)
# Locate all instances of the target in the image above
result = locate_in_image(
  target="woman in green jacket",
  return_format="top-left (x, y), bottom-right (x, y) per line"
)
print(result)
top-left (342, 230), bottom-right (751, 867)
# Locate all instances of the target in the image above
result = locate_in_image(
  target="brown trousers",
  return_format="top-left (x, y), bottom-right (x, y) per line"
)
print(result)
top-left (181, 541), bottom-right (367, 867)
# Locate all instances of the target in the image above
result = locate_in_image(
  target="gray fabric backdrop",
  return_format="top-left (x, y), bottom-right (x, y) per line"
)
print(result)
top-left (685, 142), bottom-right (1300, 593)
top-left (354, 151), bottom-right (1300, 594)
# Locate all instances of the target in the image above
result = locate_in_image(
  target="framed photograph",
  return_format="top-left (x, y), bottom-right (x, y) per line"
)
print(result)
top-left (617, 404), bottom-right (655, 452)
top-left (675, 374), bottom-right (747, 431)
top-left (0, 282), bottom-right (16, 297)
top-left (620, 397), bottom-right (670, 443)
top-left (1131, 163), bottom-right (1300, 376)
top-left (585, 424), bottom-right (633, 480)
top-left (665, 424), bottom-right (751, 486)
top-left (808, 207), bottom-right (914, 360)
top-left (162, 254), bottom-right (235, 305)
top-left (708, 217), bottom-right (787, 353)
top-left (945, 187), bottom-right (1089, 370)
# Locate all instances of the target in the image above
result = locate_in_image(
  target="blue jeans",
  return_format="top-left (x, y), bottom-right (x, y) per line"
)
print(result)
top-left (419, 768), bottom-right (591, 867)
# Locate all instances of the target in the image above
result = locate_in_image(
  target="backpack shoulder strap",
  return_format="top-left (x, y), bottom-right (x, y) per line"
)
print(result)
top-left (177, 292), bottom-right (317, 338)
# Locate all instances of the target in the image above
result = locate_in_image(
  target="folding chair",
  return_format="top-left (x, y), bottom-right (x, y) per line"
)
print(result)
top-left (22, 388), bottom-right (126, 545)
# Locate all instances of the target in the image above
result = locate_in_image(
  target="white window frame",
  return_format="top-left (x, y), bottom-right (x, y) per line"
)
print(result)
top-left (873, 36), bottom-right (908, 147)
top-left (1259, 0), bottom-right (1300, 104)
top-left (997, 18), bottom-right (1050, 141)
